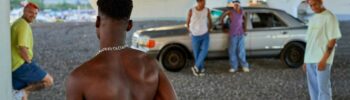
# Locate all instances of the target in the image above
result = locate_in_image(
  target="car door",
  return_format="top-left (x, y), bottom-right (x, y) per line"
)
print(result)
top-left (245, 10), bottom-right (289, 55)
top-left (208, 9), bottom-right (229, 53)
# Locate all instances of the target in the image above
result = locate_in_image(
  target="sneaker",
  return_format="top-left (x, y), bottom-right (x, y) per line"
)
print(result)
top-left (200, 68), bottom-right (205, 73)
top-left (12, 90), bottom-right (24, 100)
top-left (229, 68), bottom-right (236, 73)
top-left (191, 66), bottom-right (205, 76)
top-left (243, 67), bottom-right (250, 72)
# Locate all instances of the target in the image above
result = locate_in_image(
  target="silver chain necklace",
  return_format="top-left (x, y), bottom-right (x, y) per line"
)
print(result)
top-left (96, 45), bottom-right (128, 55)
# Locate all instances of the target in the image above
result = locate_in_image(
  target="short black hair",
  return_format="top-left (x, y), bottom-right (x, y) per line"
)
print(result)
top-left (97, 0), bottom-right (133, 20)
top-left (232, 0), bottom-right (240, 3)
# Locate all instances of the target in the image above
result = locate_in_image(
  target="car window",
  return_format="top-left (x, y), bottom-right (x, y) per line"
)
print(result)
top-left (211, 9), bottom-right (229, 32)
top-left (250, 12), bottom-right (287, 29)
top-left (277, 10), bottom-right (306, 27)
top-left (211, 9), bottom-right (223, 23)
top-left (211, 10), bottom-right (223, 18)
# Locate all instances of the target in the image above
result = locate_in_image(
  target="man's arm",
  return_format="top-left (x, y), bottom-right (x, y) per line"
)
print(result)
top-left (243, 14), bottom-right (247, 33)
top-left (318, 39), bottom-right (337, 70)
top-left (220, 11), bottom-right (230, 32)
top-left (18, 46), bottom-right (31, 63)
top-left (220, 11), bottom-right (229, 26)
top-left (318, 15), bottom-right (342, 71)
top-left (155, 69), bottom-right (177, 100)
top-left (186, 9), bottom-right (192, 33)
top-left (66, 71), bottom-right (85, 100)
top-left (207, 8), bottom-right (213, 32)
top-left (142, 53), bottom-right (176, 100)
top-left (16, 23), bottom-right (32, 63)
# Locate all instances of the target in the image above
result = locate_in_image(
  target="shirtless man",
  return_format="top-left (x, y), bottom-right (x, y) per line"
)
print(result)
top-left (66, 0), bottom-right (177, 100)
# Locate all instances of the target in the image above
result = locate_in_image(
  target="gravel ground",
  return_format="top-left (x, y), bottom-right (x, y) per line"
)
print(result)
top-left (28, 21), bottom-right (350, 100)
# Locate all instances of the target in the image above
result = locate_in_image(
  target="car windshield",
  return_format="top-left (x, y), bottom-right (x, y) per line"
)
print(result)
top-left (211, 9), bottom-right (224, 23)
top-left (277, 10), bottom-right (306, 26)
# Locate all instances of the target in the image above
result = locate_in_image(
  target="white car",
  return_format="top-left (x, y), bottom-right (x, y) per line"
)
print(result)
top-left (132, 7), bottom-right (307, 72)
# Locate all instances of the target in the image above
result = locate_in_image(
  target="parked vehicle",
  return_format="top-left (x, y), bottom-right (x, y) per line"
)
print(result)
top-left (132, 7), bottom-right (307, 72)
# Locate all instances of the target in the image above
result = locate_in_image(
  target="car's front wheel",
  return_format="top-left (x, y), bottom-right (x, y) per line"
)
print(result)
top-left (159, 45), bottom-right (188, 72)
top-left (280, 42), bottom-right (305, 68)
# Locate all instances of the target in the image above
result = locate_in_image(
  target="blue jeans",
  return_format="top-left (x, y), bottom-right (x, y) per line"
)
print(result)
top-left (228, 35), bottom-right (249, 69)
top-left (191, 33), bottom-right (209, 70)
top-left (306, 63), bottom-right (332, 100)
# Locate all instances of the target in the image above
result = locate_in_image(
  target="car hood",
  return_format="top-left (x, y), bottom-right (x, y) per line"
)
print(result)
top-left (135, 24), bottom-right (188, 38)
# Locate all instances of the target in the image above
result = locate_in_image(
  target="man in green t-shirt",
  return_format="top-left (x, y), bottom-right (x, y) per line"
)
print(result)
top-left (303, 0), bottom-right (342, 100)
top-left (11, 2), bottom-right (53, 100)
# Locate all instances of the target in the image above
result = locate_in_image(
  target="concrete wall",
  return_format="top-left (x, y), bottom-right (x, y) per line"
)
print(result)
top-left (324, 0), bottom-right (350, 15)
top-left (267, 0), bottom-right (303, 17)
top-left (323, 0), bottom-right (350, 20)
top-left (89, 0), bottom-right (350, 21)
top-left (130, 0), bottom-right (252, 20)
top-left (89, 0), bottom-right (195, 21)
top-left (267, 0), bottom-right (350, 20)
top-left (131, 0), bottom-right (194, 20)
top-left (0, 0), bottom-right (13, 99)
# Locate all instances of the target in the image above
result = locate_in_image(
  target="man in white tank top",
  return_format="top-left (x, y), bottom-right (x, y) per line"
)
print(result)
top-left (186, 0), bottom-right (212, 76)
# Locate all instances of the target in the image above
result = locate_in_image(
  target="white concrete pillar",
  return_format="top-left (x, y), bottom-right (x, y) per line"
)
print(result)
top-left (0, 0), bottom-right (13, 99)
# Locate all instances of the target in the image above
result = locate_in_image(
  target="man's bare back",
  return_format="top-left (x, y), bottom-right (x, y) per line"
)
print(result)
top-left (66, 0), bottom-right (176, 99)
top-left (67, 48), bottom-right (176, 100)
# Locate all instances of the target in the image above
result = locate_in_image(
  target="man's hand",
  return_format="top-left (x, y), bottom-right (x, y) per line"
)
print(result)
top-left (318, 39), bottom-right (336, 71)
top-left (302, 63), bottom-right (306, 73)
top-left (318, 59), bottom-right (327, 71)
top-left (218, 23), bottom-right (224, 28)
top-left (19, 46), bottom-right (32, 64)
top-left (186, 9), bottom-right (192, 34)
top-left (220, 23), bottom-right (224, 31)
top-left (26, 60), bottom-right (32, 64)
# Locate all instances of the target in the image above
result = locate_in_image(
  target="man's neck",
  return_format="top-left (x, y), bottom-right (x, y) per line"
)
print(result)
top-left (100, 42), bottom-right (125, 49)
top-left (99, 30), bottom-right (126, 49)
top-left (196, 6), bottom-right (204, 11)
top-left (21, 16), bottom-right (30, 23)
top-left (98, 18), bottom-right (128, 49)
top-left (316, 8), bottom-right (326, 14)
top-left (233, 7), bottom-right (240, 13)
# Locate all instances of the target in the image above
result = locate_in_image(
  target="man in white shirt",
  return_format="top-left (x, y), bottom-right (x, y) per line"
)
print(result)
top-left (303, 0), bottom-right (342, 100)
top-left (186, 0), bottom-right (212, 76)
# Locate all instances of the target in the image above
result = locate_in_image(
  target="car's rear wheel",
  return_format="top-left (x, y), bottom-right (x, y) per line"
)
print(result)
top-left (280, 42), bottom-right (305, 68)
top-left (159, 45), bottom-right (188, 72)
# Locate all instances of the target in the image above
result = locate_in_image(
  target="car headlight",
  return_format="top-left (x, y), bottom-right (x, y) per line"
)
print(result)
top-left (132, 35), bottom-right (156, 49)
